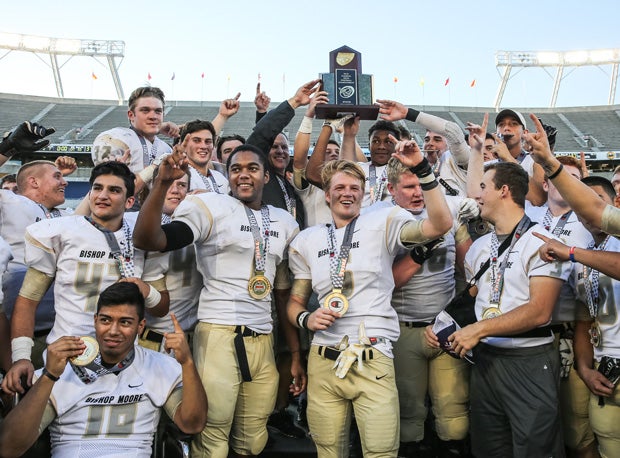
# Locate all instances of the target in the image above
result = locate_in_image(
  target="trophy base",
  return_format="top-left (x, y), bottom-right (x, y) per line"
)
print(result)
top-left (315, 104), bottom-right (379, 121)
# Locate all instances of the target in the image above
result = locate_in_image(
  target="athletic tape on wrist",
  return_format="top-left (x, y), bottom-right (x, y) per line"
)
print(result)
top-left (145, 285), bottom-right (162, 309)
top-left (298, 116), bottom-right (313, 134)
top-left (11, 336), bottom-right (34, 362)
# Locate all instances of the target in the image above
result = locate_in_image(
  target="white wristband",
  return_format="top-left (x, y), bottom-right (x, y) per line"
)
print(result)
top-left (137, 164), bottom-right (157, 185)
top-left (145, 285), bottom-right (162, 309)
top-left (11, 336), bottom-right (34, 362)
top-left (298, 116), bottom-right (313, 135)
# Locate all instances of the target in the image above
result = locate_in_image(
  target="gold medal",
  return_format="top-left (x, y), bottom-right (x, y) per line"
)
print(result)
top-left (482, 306), bottom-right (502, 320)
top-left (71, 336), bottom-right (99, 366)
top-left (589, 322), bottom-right (602, 347)
top-left (248, 274), bottom-right (271, 300)
top-left (323, 290), bottom-right (349, 315)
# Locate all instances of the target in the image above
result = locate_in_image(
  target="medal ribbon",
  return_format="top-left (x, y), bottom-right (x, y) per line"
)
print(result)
top-left (131, 126), bottom-right (158, 166)
top-left (71, 348), bottom-right (135, 384)
top-left (86, 216), bottom-right (136, 278)
top-left (368, 165), bottom-right (387, 204)
top-left (327, 217), bottom-right (358, 290)
top-left (542, 208), bottom-right (572, 235)
top-left (244, 205), bottom-right (271, 274)
top-left (275, 175), bottom-right (296, 217)
top-left (161, 213), bottom-right (172, 224)
top-left (583, 235), bottom-right (611, 318)
top-left (192, 166), bottom-right (220, 193)
top-left (488, 215), bottom-right (531, 305)
top-left (36, 203), bottom-right (62, 219)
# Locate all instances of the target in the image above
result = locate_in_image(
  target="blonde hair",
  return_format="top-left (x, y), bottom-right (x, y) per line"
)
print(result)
top-left (321, 160), bottom-right (366, 192)
top-left (386, 157), bottom-right (413, 186)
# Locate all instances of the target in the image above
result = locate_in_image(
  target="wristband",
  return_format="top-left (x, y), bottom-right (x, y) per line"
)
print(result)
top-left (405, 107), bottom-right (421, 123)
top-left (410, 246), bottom-right (426, 265)
top-left (11, 336), bottom-right (34, 362)
top-left (546, 163), bottom-right (563, 180)
top-left (42, 367), bottom-right (60, 382)
top-left (296, 311), bottom-right (310, 330)
top-left (298, 116), bottom-right (313, 135)
top-left (569, 246), bottom-right (576, 263)
top-left (137, 164), bottom-right (157, 185)
top-left (409, 158), bottom-right (433, 179)
top-left (145, 285), bottom-right (162, 309)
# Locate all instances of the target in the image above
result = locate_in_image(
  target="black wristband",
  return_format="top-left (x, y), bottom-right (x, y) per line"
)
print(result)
top-left (420, 180), bottom-right (439, 191)
top-left (409, 158), bottom-right (433, 179)
top-left (296, 311), bottom-right (310, 330)
top-left (546, 163), bottom-right (563, 180)
top-left (410, 246), bottom-right (426, 265)
top-left (406, 108), bottom-right (421, 123)
top-left (42, 367), bottom-right (60, 382)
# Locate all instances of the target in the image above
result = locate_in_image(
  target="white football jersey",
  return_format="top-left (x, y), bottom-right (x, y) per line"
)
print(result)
top-left (437, 151), bottom-right (468, 197)
top-left (289, 205), bottom-right (419, 357)
top-left (0, 190), bottom-right (71, 270)
top-left (172, 193), bottom-right (299, 334)
top-left (574, 236), bottom-right (620, 361)
top-left (92, 127), bottom-right (172, 174)
top-left (465, 224), bottom-right (572, 349)
top-left (187, 166), bottom-right (230, 194)
top-left (357, 162), bottom-right (392, 208)
top-left (146, 245), bottom-right (200, 333)
top-left (526, 205), bottom-right (593, 323)
top-left (391, 206), bottom-right (458, 323)
top-left (38, 346), bottom-right (182, 458)
top-left (0, 235), bottom-right (12, 307)
top-left (24, 213), bottom-right (166, 343)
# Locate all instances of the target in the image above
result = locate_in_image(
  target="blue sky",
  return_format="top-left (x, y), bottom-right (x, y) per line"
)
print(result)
top-left (1, 0), bottom-right (619, 108)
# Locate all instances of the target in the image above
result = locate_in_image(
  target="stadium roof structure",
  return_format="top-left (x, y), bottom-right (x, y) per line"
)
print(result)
top-left (494, 49), bottom-right (620, 109)
top-left (0, 32), bottom-right (125, 104)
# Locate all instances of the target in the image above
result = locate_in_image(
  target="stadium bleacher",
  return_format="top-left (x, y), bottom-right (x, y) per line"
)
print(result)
top-left (1, 92), bottom-right (620, 173)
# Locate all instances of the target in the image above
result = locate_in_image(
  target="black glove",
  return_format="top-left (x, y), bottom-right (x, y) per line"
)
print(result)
top-left (410, 237), bottom-right (444, 265)
top-left (0, 121), bottom-right (56, 158)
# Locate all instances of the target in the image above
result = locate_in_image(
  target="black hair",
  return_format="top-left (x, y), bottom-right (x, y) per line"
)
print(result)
top-left (89, 161), bottom-right (136, 197)
top-left (226, 144), bottom-right (267, 172)
top-left (97, 282), bottom-right (145, 320)
top-left (484, 162), bottom-right (529, 208)
top-left (368, 120), bottom-right (400, 140)
top-left (582, 176), bottom-right (616, 202)
top-left (216, 134), bottom-right (246, 161)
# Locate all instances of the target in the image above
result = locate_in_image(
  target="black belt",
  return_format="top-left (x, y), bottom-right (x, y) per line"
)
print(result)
top-left (140, 328), bottom-right (165, 344)
top-left (33, 329), bottom-right (51, 338)
top-left (508, 325), bottom-right (553, 339)
top-left (317, 346), bottom-right (374, 361)
top-left (233, 326), bottom-right (265, 382)
top-left (402, 321), bottom-right (431, 328)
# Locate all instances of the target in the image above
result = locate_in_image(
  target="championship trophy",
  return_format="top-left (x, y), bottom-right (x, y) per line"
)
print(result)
top-left (315, 45), bottom-right (379, 120)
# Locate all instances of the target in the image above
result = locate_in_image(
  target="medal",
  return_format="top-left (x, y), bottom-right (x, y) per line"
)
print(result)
top-left (71, 336), bottom-right (99, 366)
top-left (482, 306), bottom-right (502, 320)
top-left (323, 289), bottom-right (349, 315)
top-left (248, 273), bottom-right (272, 300)
top-left (589, 322), bottom-right (602, 347)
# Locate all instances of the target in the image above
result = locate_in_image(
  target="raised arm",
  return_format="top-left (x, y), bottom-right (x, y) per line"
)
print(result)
top-left (0, 122), bottom-right (56, 168)
top-left (211, 93), bottom-right (241, 136)
top-left (246, 79), bottom-right (321, 155)
top-left (378, 99), bottom-right (469, 165)
top-left (133, 141), bottom-right (190, 252)
top-left (391, 135), bottom-right (453, 240)
top-left (293, 90), bottom-right (329, 183)
top-left (526, 114), bottom-right (613, 231)
top-left (465, 114), bottom-right (488, 198)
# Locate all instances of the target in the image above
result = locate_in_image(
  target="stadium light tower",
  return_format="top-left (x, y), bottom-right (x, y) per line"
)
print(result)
top-left (0, 32), bottom-right (125, 104)
top-left (494, 48), bottom-right (620, 109)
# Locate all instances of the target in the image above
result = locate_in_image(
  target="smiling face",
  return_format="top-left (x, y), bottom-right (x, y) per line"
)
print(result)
top-left (269, 133), bottom-right (290, 175)
top-left (185, 129), bottom-right (215, 170)
top-left (388, 171), bottom-right (425, 214)
top-left (89, 174), bottom-right (134, 226)
top-left (228, 150), bottom-right (269, 210)
top-left (95, 304), bottom-right (145, 365)
top-left (127, 96), bottom-right (163, 141)
top-left (36, 163), bottom-right (68, 209)
top-left (325, 171), bottom-right (364, 225)
top-left (162, 174), bottom-right (189, 216)
top-left (369, 130), bottom-right (395, 166)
